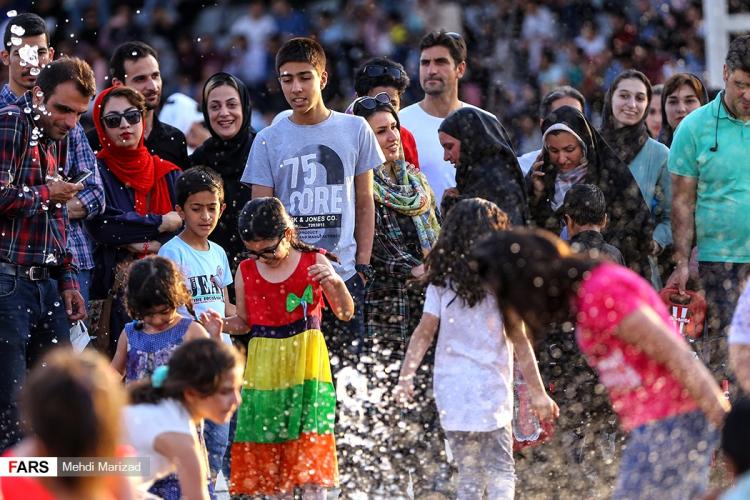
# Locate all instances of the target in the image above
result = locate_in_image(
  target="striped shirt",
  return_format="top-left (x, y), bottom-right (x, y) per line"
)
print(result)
top-left (0, 85), bottom-right (104, 270)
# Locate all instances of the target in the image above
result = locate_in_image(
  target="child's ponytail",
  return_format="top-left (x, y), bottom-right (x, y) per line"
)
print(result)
top-left (128, 338), bottom-right (243, 405)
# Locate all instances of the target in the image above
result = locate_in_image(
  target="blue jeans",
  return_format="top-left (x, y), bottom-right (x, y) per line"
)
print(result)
top-left (446, 426), bottom-right (515, 500)
top-left (614, 411), bottom-right (718, 500)
top-left (203, 418), bottom-right (230, 481)
top-left (77, 268), bottom-right (92, 304)
top-left (0, 273), bottom-right (70, 451)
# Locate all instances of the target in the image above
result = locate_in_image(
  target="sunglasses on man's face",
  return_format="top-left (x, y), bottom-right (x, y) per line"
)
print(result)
top-left (363, 65), bottom-right (405, 80)
top-left (353, 92), bottom-right (392, 114)
top-left (102, 109), bottom-right (142, 129)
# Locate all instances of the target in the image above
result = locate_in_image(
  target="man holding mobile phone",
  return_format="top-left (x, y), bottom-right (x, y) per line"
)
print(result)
top-left (0, 57), bottom-right (96, 452)
top-left (0, 13), bottom-right (105, 304)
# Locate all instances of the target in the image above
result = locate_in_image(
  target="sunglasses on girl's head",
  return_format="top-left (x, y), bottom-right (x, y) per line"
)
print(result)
top-left (101, 109), bottom-right (142, 129)
top-left (353, 92), bottom-right (393, 114)
top-left (363, 65), bottom-right (405, 80)
top-left (246, 234), bottom-right (285, 260)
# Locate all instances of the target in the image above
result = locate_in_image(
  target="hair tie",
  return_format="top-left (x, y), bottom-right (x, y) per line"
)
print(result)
top-left (152, 365), bottom-right (169, 388)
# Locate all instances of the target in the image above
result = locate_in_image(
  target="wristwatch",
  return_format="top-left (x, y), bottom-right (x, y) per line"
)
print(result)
top-left (355, 264), bottom-right (375, 282)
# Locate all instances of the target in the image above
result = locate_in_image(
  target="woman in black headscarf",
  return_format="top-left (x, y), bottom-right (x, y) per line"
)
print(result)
top-left (527, 105), bottom-right (653, 278)
top-left (437, 107), bottom-right (529, 225)
top-left (190, 72), bottom-right (255, 268)
top-left (599, 70), bottom-right (671, 287)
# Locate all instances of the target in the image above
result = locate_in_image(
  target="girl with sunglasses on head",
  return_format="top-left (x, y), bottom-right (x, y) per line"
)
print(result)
top-left (351, 94), bottom-right (442, 496)
top-left (222, 197), bottom-right (353, 499)
top-left (87, 86), bottom-right (183, 357)
top-left (353, 57), bottom-right (420, 167)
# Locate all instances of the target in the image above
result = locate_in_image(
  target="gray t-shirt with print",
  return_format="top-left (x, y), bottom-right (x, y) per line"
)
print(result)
top-left (242, 111), bottom-right (384, 280)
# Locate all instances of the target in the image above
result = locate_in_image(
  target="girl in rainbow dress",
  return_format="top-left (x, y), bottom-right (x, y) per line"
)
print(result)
top-left (224, 197), bottom-right (354, 499)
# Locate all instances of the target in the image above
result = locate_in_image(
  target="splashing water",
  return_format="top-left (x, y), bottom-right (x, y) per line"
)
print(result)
top-left (18, 44), bottom-right (39, 67)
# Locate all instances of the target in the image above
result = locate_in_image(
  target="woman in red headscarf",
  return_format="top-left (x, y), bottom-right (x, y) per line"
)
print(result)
top-left (87, 86), bottom-right (183, 357)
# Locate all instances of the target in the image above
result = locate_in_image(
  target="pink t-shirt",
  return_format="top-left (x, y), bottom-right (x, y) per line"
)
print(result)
top-left (574, 263), bottom-right (697, 431)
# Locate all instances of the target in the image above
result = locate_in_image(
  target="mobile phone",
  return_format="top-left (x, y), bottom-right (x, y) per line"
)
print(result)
top-left (69, 170), bottom-right (93, 184)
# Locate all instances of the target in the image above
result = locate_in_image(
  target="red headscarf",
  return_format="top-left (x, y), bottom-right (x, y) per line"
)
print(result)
top-left (93, 86), bottom-right (180, 215)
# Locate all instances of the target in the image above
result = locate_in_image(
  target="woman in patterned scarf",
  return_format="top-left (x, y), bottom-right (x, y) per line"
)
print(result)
top-left (352, 93), bottom-right (443, 497)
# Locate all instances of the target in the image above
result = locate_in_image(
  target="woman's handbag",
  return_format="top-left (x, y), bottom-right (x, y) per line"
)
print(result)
top-left (88, 257), bottom-right (131, 353)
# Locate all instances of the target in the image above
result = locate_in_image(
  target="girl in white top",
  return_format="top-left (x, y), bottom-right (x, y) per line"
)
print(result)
top-left (396, 198), bottom-right (558, 500)
top-left (124, 338), bottom-right (242, 500)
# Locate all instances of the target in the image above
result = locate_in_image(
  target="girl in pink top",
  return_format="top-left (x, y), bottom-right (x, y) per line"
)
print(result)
top-left (474, 228), bottom-right (729, 500)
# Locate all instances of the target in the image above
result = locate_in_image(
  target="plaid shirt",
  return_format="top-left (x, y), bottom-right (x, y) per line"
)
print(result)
top-left (0, 92), bottom-right (78, 290)
top-left (365, 200), bottom-right (426, 339)
top-left (0, 85), bottom-right (104, 270)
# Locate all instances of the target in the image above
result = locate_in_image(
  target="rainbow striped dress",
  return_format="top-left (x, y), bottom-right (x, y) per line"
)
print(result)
top-left (230, 251), bottom-right (338, 496)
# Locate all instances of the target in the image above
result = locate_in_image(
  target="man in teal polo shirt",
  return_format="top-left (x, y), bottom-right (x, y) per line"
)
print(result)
top-left (668, 35), bottom-right (750, 380)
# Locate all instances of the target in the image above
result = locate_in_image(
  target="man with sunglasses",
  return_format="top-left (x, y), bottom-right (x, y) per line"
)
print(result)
top-left (400, 30), bottom-right (481, 206)
top-left (354, 57), bottom-right (419, 168)
top-left (0, 12), bottom-right (105, 305)
top-left (0, 57), bottom-right (96, 451)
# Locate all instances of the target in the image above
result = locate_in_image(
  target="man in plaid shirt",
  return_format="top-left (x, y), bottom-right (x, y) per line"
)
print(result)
top-left (0, 13), bottom-right (104, 302)
top-left (0, 57), bottom-right (95, 451)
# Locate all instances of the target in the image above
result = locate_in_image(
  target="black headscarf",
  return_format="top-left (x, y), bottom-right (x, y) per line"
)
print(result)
top-left (529, 106), bottom-right (653, 278)
top-left (599, 70), bottom-right (652, 166)
top-left (438, 107), bottom-right (530, 226)
top-left (189, 72), bottom-right (255, 268)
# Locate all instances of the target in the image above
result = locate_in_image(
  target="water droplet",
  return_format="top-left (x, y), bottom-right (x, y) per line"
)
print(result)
top-left (23, 106), bottom-right (30, 113)
top-left (7, 10), bottom-right (17, 17)
top-left (29, 67), bottom-right (40, 76)
top-left (51, 338), bottom-right (58, 343)
top-left (53, 302), bottom-right (60, 307)
top-left (35, 91), bottom-right (43, 97)
top-left (10, 37), bottom-right (21, 46)
top-left (29, 141), bottom-right (37, 146)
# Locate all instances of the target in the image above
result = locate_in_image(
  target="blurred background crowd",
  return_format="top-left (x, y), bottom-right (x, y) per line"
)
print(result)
top-left (0, 0), bottom-right (732, 154)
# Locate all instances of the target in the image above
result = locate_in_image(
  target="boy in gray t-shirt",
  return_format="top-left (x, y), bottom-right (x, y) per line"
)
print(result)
top-left (241, 37), bottom-right (383, 348)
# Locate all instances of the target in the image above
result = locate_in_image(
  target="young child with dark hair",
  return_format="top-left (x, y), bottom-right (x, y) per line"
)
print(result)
top-left (157, 165), bottom-right (238, 486)
top-left (225, 197), bottom-right (353, 498)
top-left (562, 183), bottom-right (626, 265)
top-left (111, 255), bottom-right (222, 499)
top-left (125, 338), bottom-right (242, 498)
top-left (397, 198), bottom-right (557, 499)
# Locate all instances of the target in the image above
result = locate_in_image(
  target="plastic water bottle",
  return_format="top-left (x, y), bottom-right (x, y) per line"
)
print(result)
top-left (513, 363), bottom-right (543, 442)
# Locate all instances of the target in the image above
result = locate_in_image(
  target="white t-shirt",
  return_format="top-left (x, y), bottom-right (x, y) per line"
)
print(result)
top-left (123, 399), bottom-right (197, 491)
top-left (242, 111), bottom-right (384, 280)
top-left (423, 284), bottom-right (513, 432)
top-left (158, 236), bottom-right (233, 344)
top-left (730, 284), bottom-right (750, 345)
top-left (517, 148), bottom-right (541, 176)
top-left (399, 101), bottom-right (481, 204)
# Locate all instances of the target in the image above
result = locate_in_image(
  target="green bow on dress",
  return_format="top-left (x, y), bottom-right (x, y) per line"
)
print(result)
top-left (286, 284), bottom-right (313, 313)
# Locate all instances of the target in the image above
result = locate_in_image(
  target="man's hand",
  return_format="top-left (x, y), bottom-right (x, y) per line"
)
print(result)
top-left (665, 261), bottom-right (689, 294)
top-left (66, 196), bottom-right (87, 220)
top-left (158, 211), bottom-right (183, 233)
top-left (47, 179), bottom-right (83, 203)
top-left (61, 289), bottom-right (87, 321)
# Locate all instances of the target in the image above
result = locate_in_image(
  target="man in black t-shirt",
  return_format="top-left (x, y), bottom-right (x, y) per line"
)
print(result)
top-left (86, 41), bottom-right (188, 168)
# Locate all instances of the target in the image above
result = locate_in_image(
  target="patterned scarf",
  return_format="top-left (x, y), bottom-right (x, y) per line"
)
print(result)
top-left (373, 160), bottom-right (440, 254)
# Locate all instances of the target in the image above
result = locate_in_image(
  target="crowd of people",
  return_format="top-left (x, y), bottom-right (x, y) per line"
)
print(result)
top-left (3, 4), bottom-right (750, 500)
